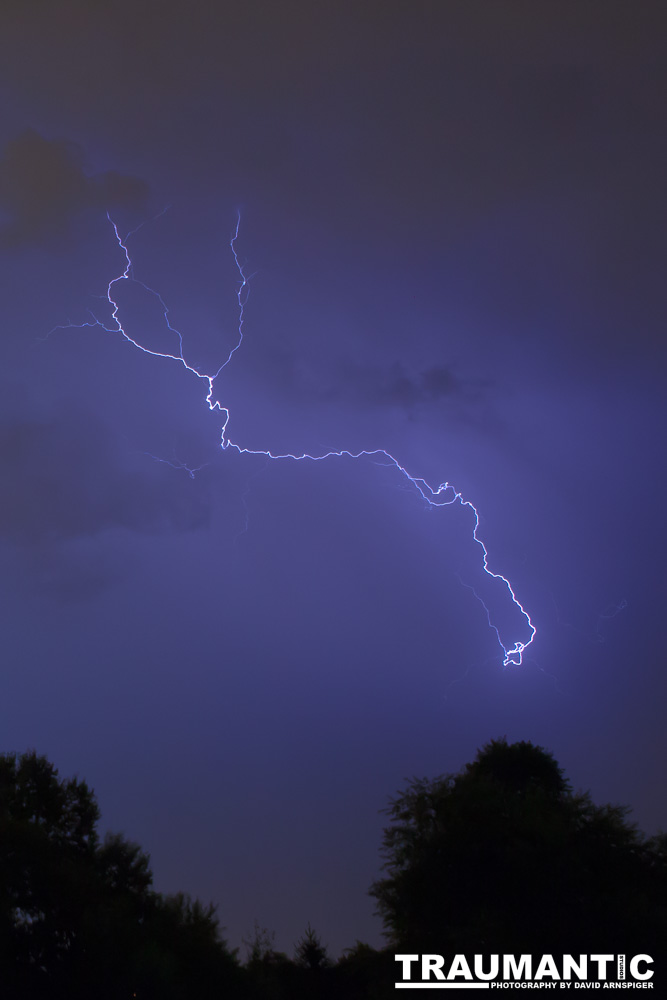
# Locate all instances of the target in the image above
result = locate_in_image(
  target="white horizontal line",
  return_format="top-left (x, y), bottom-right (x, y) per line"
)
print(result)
top-left (395, 985), bottom-right (491, 990)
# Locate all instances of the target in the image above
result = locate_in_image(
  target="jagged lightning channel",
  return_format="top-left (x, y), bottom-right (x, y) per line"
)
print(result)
top-left (52, 212), bottom-right (536, 667)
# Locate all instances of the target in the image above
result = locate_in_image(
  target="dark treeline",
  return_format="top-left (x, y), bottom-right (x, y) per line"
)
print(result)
top-left (1, 740), bottom-right (665, 998)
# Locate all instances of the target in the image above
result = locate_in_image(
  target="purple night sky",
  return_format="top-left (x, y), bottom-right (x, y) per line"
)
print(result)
top-left (1, 1), bottom-right (665, 957)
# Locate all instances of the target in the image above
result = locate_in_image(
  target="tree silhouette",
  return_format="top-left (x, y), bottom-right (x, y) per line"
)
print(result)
top-left (335, 941), bottom-right (395, 1000)
top-left (294, 922), bottom-right (330, 970)
top-left (0, 750), bottom-right (240, 999)
top-left (370, 738), bottom-right (667, 959)
top-left (243, 920), bottom-right (283, 966)
top-left (0, 749), bottom-right (101, 993)
top-left (4, 741), bottom-right (665, 997)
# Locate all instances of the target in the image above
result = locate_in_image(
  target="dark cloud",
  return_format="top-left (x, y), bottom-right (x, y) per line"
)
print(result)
top-left (325, 359), bottom-right (480, 418)
top-left (340, 360), bottom-right (464, 410)
top-left (0, 405), bottom-right (209, 549)
top-left (0, 130), bottom-right (148, 248)
top-left (257, 347), bottom-right (482, 415)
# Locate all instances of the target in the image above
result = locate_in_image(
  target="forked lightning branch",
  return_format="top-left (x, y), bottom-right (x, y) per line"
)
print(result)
top-left (51, 213), bottom-right (537, 668)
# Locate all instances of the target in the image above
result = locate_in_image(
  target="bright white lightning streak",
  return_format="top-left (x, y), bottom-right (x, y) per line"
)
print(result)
top-left (53, 212), bottom-right (536, 667)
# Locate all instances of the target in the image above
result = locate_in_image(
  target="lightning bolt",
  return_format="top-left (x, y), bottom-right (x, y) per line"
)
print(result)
top-left (50, 212), bottom-right (536, 668)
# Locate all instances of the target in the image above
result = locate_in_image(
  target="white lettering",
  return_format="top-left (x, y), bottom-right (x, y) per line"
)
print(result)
top-left (590, 955), bottom-right (614, 980)
top-left (504, 954), bottom-right (532, 980)
top-left (475, 954), bottom-right (500, 980)
top-left (563, 956), bottom-right (588, 980)
top-left (629, 955), bottom-right (653, 981)
top-left (394, 954), bottom-right (419, 980)
top-left (448, 954), bottom-right (473, 980)
top-left (422, 954), bottom-right (446, 981)
top-left (535, 955), bottom-right (561, 980)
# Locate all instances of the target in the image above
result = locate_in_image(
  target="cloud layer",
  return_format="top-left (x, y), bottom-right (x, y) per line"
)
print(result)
top-left (0, 131), bottom-right (148, 248)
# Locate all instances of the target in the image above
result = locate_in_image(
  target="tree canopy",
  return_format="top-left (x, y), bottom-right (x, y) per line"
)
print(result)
top-left (0, 750), bottom-right (239, 999)
top-left (3, 740), bottom-right (665, 997)
top-left (370, 738), bottom-right (667, 958)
